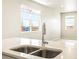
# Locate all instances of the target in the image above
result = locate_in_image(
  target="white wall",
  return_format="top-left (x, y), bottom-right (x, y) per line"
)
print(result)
top-left (62, 0), bottom-right (76, 12)
top-left (3, 0), bottom-right (61, 40)
top-left (42, 8), bottom-right (61, 40)
top-left (3, 0), bottom-right (20, 38)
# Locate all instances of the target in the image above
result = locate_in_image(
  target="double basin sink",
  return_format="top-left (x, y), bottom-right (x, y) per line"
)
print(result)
top-left (11, 45), bottom-right (62, 58)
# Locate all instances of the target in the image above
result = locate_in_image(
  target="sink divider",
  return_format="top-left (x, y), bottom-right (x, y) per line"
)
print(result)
top-left (29, 49), bottom-right (41, 55)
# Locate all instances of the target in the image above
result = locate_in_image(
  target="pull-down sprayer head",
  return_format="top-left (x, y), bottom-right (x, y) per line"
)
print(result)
top-left (42, 23), bottom-right (46, 35)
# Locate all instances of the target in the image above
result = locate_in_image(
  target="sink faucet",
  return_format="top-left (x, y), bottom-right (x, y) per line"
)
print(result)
top-left (42, 23), bottom-right (48, 47)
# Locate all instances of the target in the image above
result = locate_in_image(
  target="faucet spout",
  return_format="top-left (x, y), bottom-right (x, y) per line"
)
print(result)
top-left (42, 23), bottom-right (48, 46)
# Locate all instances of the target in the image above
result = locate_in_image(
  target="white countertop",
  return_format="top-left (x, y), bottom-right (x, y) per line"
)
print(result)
top-left (2, 37), bottom-right (77, 59)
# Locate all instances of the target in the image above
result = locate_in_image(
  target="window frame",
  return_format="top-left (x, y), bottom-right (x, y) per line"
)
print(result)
top-left (20, 5), bottom-right (41, 32)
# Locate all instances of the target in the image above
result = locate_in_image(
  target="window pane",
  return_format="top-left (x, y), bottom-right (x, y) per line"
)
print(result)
top-left (65, 16), bottom-right (75, 26)
top-left (65, 16), bottom-right (75, 30)
top-left (31, 13), bottom-right (40, 26)
top-left (21, 9), bottom-right (30, 20)
top-left (31, 12), bottom-right (40, 31)
top-left (21, 8), bottom-right (30, 31)
top-left (23, 20), bottom-right (29, 26)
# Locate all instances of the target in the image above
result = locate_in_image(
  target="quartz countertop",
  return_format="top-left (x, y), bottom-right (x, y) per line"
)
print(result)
top-left (2, 37), bottom-right (77, 59)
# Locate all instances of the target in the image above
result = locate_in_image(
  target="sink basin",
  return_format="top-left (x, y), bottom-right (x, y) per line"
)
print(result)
top-left (11, 45), bottom-right (62, 58)
top-left (31, 49), bottom-right (62, 58)
top-left (11, 46), bottom-right (40, 54)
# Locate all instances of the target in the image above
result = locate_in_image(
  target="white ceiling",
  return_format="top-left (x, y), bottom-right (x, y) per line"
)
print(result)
top-left (31, 0), bottom-right (64, 8)
top-left (31, 0), bottom-right (76, 11)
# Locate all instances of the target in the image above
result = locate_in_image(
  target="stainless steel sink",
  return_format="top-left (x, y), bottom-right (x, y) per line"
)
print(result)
top-left (11, 46), bottom-right (40, 54)
top-left (11, 45), bottom-right (62, 58)
top-left (31, 49), bottom-right (62, 58)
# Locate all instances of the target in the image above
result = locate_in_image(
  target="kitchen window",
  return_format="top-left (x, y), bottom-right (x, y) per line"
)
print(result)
top-left (65, 16), bottom-right (75, 30)
top-left (20, 5), bottom-right (41, 32)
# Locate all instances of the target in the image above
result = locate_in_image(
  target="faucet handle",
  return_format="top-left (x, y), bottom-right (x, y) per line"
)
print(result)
top-left (43, 41), bottom-right (48, 44)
